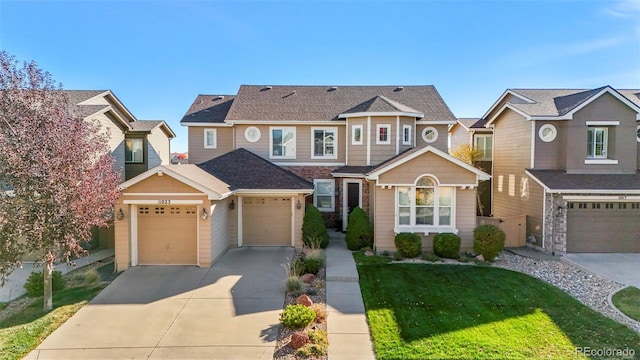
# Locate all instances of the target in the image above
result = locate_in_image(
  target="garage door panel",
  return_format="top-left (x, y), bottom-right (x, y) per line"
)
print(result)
top-left (138, 206), bottom-right (198, 264)
top-left (567, 203), bottom-right (640, 253)
top-left (243, 198), bottom-right (291, 246)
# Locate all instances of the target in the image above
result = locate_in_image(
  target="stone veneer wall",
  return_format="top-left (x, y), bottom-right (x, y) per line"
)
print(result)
top-left (543, 193), bottom-right (567, 254)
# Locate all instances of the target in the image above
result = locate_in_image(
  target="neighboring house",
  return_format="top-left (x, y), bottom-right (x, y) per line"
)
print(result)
top-left (171, 152), bottom-right (189, 164)
top-left (481, 86), bottom-right (640, 254)
top-left (114, 85), bottom-right (490, 271)
top-left (448, 118), bottom-right (493, 214)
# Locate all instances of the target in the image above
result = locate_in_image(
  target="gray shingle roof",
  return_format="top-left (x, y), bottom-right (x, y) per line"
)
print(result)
top-left (63, 90), bottom-right (109, 118)
top-left (331, 147), bottom-right (423, 176)
top-left (129, 120), bottom-right (164, 132)
top-left (342, 95), bottom-right (421, 115)
top-left (197, 148), bottom-right (313, 191)
top-left (181, 95), bottom-right (235, 123)
top-left (220, 85), bottom-right (455, 122)
top-left (527, 169), bottom-right (640, 191)
top-left (505, 87), bottom-right (640, 117)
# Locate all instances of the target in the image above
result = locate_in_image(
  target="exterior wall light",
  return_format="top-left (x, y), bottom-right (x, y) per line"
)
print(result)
top-left (116, 208), bottom-right (125, 221)
top-left (556, 206), bottom-right (564, 216)
top-left (229, 199), bottom-right (235, 210)
top-left (296, 200), bottom-right (302, 210)
top-left (200, 208), bottom-right (209, 220)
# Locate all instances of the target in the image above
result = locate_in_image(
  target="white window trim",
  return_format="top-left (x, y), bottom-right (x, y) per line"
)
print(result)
top-left (584, 159), bottom-right (619, 165)
top-left (636, 124), bottom-right (640, 143)
top-left (269, 127), bottom-right (296, 159)
top-left (587, 127), bottom-right (608, 159)
top-left (125, 138), bottom-right (144, 163)
top-left (313, 179), bottom-right (335, 212)
top-left (538, 124), bottom-right (557, 143)
top-left (421, 126), bottom-right (439, 143)
top-left (376, 124), bottom-right (391, 145)
top-left (394, 177), bottom-right (456, 233)
top-left (204, 129), bottom-right (217, 149)
top-left (402, 124), bottom-right (412, 145)
top-left (474, 134), bottom-right (493, 161)
top-left (352, 124), bottom-right (363, 145)
top-left (311, 127), bottom-right (338, 159)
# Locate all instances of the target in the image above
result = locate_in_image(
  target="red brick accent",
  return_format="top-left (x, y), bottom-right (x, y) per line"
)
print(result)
top-left (283, 166), bottom-right (340, 228)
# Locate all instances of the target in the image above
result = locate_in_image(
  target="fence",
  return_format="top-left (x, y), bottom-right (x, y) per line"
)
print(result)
top-left (477, 215), bottom-right (526, 247)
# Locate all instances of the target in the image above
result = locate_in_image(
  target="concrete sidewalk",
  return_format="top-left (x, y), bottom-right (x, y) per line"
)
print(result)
top-left (326, 230), bottom-right (375, 360)
top-left (0, 249), bottom-right (114, 302)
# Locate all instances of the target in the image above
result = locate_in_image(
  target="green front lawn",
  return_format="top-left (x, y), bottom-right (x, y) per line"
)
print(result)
top-left (612, 286), bottom-right (640, 321)
top-left (355, 254), bottom-right (640, 359)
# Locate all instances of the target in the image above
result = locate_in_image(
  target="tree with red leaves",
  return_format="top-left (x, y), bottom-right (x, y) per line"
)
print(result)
top-left (0, 51), bottom-right (120, 310)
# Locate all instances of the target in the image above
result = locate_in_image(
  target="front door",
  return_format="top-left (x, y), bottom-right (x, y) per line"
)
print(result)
top-left (343, 181), bottom-right (361, 231)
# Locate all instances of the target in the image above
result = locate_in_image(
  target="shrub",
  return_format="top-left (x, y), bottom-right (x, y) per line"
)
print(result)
top-left (280, 304), bottom-right (316, 329)
top-left (84, 269), bottom-right (101, 285)
top-left (394, 233), bottom-right (422, 258)
top-left (294, 257), bottom-right (321, 276)
top-left (297, 329), bottom-right (329, 357)
top-left (421, 253), bottom-right (441, 262)
top-left (345, 207), bottom-right (373, 251)
top-left (290, 259), bottom-right (306, 277)
top-left (302, 205), bottom-right (329, 248)
top-left (433, 233), bottom-right (461, 259)
top-left (305, 288), bottom-right (318, 296)
top-left (310, 303), bottom-right (328, 322)
top-left (303, 248), bottom-right (326, 267)
top-left (473, 224), bottom-right (506, 262)
top-left (285, 276), bottom-right (304, 293)
top-left (24, 270), bottom-right (65, 297)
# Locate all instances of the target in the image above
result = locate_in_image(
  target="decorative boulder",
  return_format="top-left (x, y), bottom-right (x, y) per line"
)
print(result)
top-left (296, 294), bottom-right (313, 307)
top-left (475, 254), bottom-right (485, 262)
top-left (364, 250), bottom-right (374, 257)
top-left (300, 273), bottom-right (316, 283)
top-left (289, 330), bottom-right (310, 349)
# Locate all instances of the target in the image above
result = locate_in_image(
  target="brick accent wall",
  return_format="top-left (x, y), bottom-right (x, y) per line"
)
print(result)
top-left (283, 166), bottom-right (340, 228)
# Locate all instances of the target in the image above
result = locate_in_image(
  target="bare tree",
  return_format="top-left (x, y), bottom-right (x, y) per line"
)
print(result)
top-left (0, 51), bottom-right (121, 310)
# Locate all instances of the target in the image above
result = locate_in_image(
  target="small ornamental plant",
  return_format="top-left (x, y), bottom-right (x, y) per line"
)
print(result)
top-left (394, 233), bottom-right (422, 258)
top-left (24, 271), bottom-right (65, 297)
top-left (302, 205), bottom-right (329, 248)
top-left (346, 207), bottom-right (373, 251)
top-left (433, 233), bottom-right (461, 259)
top-left (473, 224), bottom-right (506, 262)
top-left (280, 304), bottom-right (317, 329)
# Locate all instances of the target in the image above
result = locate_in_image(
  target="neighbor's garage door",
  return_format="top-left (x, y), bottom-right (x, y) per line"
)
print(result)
top-left (243, 197), bottom-right (291, 246)
top-left (138, 205), bottom-right (198, 264)
top-left (567, 202), bottom-right (640, 253)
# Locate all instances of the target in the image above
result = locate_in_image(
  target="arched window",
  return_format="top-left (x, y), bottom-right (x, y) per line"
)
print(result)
top-left (396, 176), bottom-right (453, 229)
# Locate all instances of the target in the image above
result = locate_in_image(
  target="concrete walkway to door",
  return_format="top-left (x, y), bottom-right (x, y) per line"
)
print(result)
top-left (26, 247), bottom-right (292, 360)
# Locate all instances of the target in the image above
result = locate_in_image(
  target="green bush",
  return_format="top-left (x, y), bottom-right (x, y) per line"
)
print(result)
top-left (297, 329), bottom-right (329, 357)
top-left (303, 248), bottom-right (326, 267)
top-left (302, 205), bottom-right (329, 248)
top-left (24, 270), bottom-right (65, 297)
top-left (345, 207), bottom-right (373, 251)
top-left (285, 276), bottom-right (304, 293)
top-left (394, 233), bottom-right (422, 258)
top-left (473, 224), bottom-right (506, 262)
top-left (280, 304), bottom-right (316, 329)
top-left (294, 257), bottom-right (321, 275)
top-left (433, 233), bottom-right (461, 259)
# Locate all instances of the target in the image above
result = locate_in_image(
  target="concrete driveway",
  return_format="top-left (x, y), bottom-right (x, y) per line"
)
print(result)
top-left (563, 253), bottom-right (640, 288)
top-left (27, 247), bottom-right (293, 360)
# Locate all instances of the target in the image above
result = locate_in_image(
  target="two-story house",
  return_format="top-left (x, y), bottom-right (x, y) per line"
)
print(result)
top-left (481, 86), bottom-right (640, 254)
top-left (112, 85), bottom-right (489, 271)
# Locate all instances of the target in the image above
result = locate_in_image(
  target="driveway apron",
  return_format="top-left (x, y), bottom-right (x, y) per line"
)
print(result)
top-left (562, 253), bottom-right (640, 288)
top-left (27, 247), bottom-right (292, 360)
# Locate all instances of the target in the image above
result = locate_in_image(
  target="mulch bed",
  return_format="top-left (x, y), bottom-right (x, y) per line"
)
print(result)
top-left (273, 250), bottom-right (328, 360)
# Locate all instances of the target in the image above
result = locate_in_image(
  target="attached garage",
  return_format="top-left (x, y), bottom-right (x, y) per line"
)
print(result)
top-left (137, 205), bottom-right (198, 264)
top-left (242, 197), bottom-right (292, 246)
top-left (567, 202), bottom-right (640, 253)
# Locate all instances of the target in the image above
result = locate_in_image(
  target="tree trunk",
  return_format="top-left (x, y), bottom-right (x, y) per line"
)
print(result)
top-left (43, 261), bottom-right (53, 311)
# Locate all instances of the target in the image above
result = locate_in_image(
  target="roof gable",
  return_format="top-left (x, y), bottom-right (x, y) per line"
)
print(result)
top-left (181, 95), bottom-right (235, 124)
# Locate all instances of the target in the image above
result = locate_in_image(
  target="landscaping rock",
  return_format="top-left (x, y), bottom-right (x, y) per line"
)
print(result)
top-left (300, 273), bottom-right (316, 283)
top-left (364, 250), bottom-right (374, 257)
top-left (289, 330), bottom-right (309, 349)
top-left (296, 294), bottom-right (313, 307)
top-left (475, 254), bottom-right (485, 262)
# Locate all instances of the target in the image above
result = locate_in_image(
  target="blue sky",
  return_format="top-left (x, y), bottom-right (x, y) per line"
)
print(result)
top-left (1, 0), bottom-right (639, 152)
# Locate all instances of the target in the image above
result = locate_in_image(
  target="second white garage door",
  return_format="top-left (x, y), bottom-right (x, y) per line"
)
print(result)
top-left (243, 197), bottom-right (292, 246)
top-left (137, 205), bottom-right (198, 264)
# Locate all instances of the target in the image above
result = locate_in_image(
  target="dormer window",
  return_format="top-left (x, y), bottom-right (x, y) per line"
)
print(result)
top-left (587, 127), bottom-right (607, 159)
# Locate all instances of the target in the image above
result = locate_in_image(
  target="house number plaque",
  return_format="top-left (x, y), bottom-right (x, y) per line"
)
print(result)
top-left (158, 200), bottom-right (171, 204)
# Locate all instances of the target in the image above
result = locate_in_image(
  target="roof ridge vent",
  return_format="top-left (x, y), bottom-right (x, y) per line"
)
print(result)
top-left (328, 86), bottom-right (338, 91)
top-left (394, 86), bottom-right (404, 92)
top-left (261, 85), bottom-right (273, 91)
top-left (283, 90), bottom-right (296, 98)
top-left (214, 95), bottom-right (224, 100)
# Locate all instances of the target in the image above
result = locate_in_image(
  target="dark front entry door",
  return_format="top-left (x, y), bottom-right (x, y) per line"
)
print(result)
top-left (347, 182), bottom-right (360, 214)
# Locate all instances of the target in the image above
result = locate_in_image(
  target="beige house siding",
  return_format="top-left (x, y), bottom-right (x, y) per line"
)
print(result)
top-left (492, 109), bottom-right (531, 217)
top-left (637, 141), bottom-right (640, 170)
top-left (369, 117), bottom-right (399, 165)
top-left (114, 203), bottom-right (130, 271)
top-left (398, 117), bottom-right (415, 153)
top-left (346, 117), bottom-right (367, 166)
top-left (227, 196), bottom-right (239, 248)
top-left (534, 121), bottom-right (566, 170)
top-left (566, 93), bottom-right (638, 174)
top-left (416, 124), bottom-right (449, 152)
top-left (125, 173), bottom-right (202, 194)
top-left (378, 152), bottom-right (477, 185)
top-left (94, 112), bottom-right (126, 180)
top-left (188, 126), bottom-right (234, 164)
top-left (293, 194), bottom-right (305, 247)
top-left (455, 188), bottom-right (477, 248)
top-left (147, 127), bottom-right (171, 166)
top-left (209, 198), bottom-right (229, 265)
top-left (449, 124), bottom-right (471, 153)
top-left (373, 186), bottom-right (395, 251)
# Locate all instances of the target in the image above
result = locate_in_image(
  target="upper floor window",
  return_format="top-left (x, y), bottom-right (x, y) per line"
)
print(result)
top-left (422, 127), bottom-right (438, 143)
top-left (587, 127), bottom-right (607, 158)
top-left (474, 134), bottom-right (493, 161)
top-left (314, 179), bottom-right (335, 212)
top-left (312, 127), bottom-right (337, 159)
top-left (397, 176), bottom-right (453, 228)
top-left (352, 125), bottom-right (363, 145)
top-left (270, 127), bottom-right (296, 159)
top-left (125, 138), bottom-right (143, 163)
top-left (402, 125), bottom-right (412, 145)
top-left (636, 124), bottom-right (640, 143)
top-left (204, 129), bottom-right (217, 149)
top-left (377, 124), bottom-right (391, 144)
